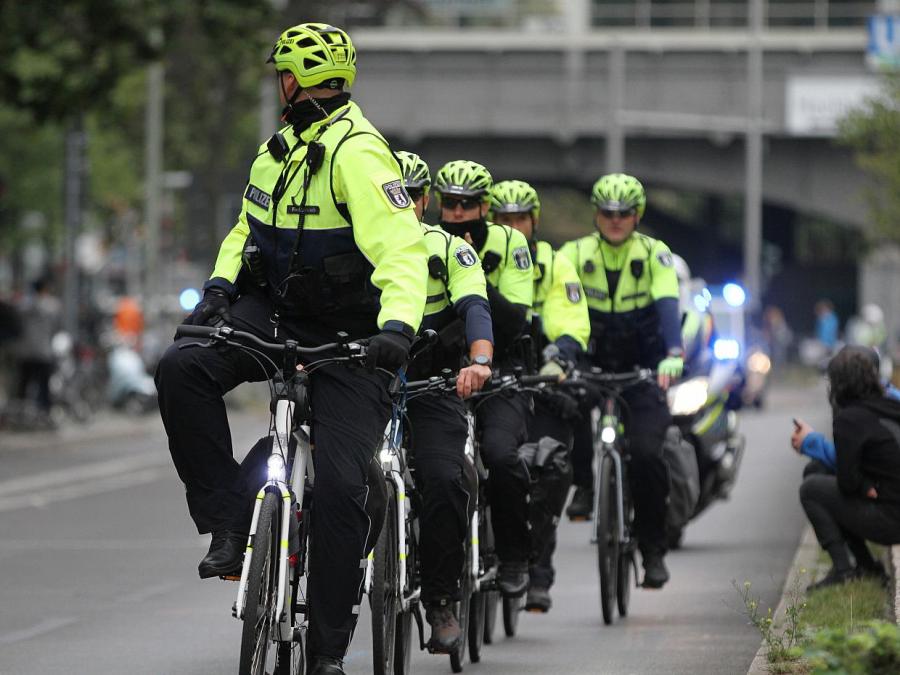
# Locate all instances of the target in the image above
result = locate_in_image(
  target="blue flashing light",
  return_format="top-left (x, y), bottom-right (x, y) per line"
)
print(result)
top-left (693, 294), bottom-right (709, 312)
top-left (179, 288), bottom-right (201, 312)
top-left (722, 283), bottom-right (746, 308)
top-left (714, 338), bottom-right (740, 360)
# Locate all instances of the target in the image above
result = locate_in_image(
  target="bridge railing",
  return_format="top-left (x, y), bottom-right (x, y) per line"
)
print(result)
top-left (590, 0), bottom-right (875, 29)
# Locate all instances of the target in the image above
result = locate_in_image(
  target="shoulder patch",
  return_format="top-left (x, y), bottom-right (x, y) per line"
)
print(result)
top-left (381, 179), bottom-right (411, 209)
top-left (245, 184), bottom-right (271, 210)
top-left (454, 245), bottom-right (477, 268)
top-left (656, 251), bottom-right (674, 268)
top-left (565, 282), bottom-right (582, 304)
top-left (512, 246), bottom-right (532, 270)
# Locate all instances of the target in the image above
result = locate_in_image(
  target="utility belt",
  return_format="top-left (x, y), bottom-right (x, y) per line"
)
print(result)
top-left (242, 236), bottom-right (380, 319)
top-left (588, 311), bottom-right (665, 372)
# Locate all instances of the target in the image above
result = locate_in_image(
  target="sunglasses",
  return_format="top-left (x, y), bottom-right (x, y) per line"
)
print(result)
top-left (441, 196), bottom-right (482, 211)
top-left (406, 188), bottom-right (425, 202)
top-left (599, 208), bottom-right (636, 219)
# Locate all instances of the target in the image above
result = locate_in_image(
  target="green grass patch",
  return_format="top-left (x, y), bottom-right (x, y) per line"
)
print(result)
top-left (804, 577), bottom-right (888, 631)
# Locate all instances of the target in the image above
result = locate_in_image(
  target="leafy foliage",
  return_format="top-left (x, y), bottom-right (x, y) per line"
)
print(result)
top-left (838, 74), bottom-right (900, 245)
top-left (806, 621), bottom-right (900, 675)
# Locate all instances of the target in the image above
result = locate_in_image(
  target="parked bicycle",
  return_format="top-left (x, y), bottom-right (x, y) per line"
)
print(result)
top-left (174, 324), bottom-right (369, 675)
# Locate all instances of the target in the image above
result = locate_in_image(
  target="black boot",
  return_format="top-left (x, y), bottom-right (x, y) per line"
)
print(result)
top-left (310, 656), bottom-right (345, 675)
top-left (498, 561), bottom-right (529, 598)
top-left (641, 550), bottom-right (670, 589)
top-left (425, 601), bottom-right (461, 654)
top-left (806, 566), bottom-right (855, 593)
top-left (197, 530), bottom-right (246, 579)
top-left (566, 486), bottom-right (593, 520)
top-left (856, 561), bottom-right (890, 587)
top-left (525, 586), bottom-right (552, 613)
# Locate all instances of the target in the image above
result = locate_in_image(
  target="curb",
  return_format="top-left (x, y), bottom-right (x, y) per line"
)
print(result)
top-left (892, 545), bottom-right (900, 624)
top-left (746, 525), bottom-right (821, 675)
top-left (0, 414), bottom-right (164, 452)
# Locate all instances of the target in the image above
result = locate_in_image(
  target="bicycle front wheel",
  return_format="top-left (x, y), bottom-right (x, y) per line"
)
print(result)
top-left (371, 485), bottom-right (399, 675)
top-left (239, 490), bottom-right (281, 675)
top-left (596, 453), bottom-right (619, 626)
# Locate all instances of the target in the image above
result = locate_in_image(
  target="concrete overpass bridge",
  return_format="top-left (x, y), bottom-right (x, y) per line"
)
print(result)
top-left (351, 26), bottom-right (874, 229)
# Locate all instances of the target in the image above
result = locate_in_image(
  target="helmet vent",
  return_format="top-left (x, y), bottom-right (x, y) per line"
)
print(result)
top-left (303, 58), bottom-right (319, 70)
top-left (278, 46), bottom-right (292, 55)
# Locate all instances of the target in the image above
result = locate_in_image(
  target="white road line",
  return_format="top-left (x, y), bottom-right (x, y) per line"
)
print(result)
top-left (0, 617), bottom-right (78, 645)
top-left (0, 467), bottom-right (168, 513)
top-left (0, 452), bottom-right (169, 498)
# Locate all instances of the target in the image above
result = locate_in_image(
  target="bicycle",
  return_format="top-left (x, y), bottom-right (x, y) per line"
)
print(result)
top-left (174, 324), bottom-right (369, 675)
top-left (560, 368), bottom-right (656, 625)
top-left (401, 371), bottom-right (560, 671)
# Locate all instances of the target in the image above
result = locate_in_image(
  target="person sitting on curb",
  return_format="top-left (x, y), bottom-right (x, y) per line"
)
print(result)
top-left (792, 345), bottom-right (900, 592)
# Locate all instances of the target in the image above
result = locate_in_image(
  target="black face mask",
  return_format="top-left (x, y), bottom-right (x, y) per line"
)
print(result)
top-left (284, 91), bottom-right (352, 132)
top-left (440, 217), bottom-right (488, 252)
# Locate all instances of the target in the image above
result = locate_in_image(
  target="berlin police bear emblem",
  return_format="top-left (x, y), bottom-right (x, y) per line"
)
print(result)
top-left (381, 180), bottom-right (411, 208)
top-left (454, 245), bottom-right (477, 268)
top-left (565, 282), bottom-right (582, 303)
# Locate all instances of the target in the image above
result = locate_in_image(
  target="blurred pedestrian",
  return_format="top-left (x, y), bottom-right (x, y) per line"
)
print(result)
top-left (814, 299), bottom-right (838, 353)
top-left (13, 277), bottom-right (62, 413)
top-left (792, 345), bottom-right (900, 591)
top-left (762, 305), bottom-right (793, 367)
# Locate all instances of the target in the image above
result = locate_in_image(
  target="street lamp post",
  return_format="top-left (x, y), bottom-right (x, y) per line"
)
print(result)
top-left (744, 0), bottom-right (764, 310)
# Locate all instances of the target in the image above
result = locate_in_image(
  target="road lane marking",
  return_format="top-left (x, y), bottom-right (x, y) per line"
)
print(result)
top-left (0, 466), bottom-right (169, 513)
top-left (0, 617), bottom-right (78, 645)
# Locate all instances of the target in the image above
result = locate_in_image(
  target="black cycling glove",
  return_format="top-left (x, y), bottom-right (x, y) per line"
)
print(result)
top-left (366, 329), bottom-right (412, 373)
top-left (184, 288), bottom-right (232, 327)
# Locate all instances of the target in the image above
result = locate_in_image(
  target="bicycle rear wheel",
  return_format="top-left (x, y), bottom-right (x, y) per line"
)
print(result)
top-left (449, 543), bottom-right (472, 673)
top-left (239, 490), bottom-right (280, 675)
top-left (502, 595), bottom-right (523, 637)
top-left (480, 504), bottom-right (499, 645)
top-left (468, 590), bottom-right (486, 662)
top-left (371, 486), bottom-right (399, 675)
top-left (393, 493), bottom-right (418, 675)
top-left (617, 488), bottom-right (635, 619)
top-left (596, 453), bottom-right (619, 626)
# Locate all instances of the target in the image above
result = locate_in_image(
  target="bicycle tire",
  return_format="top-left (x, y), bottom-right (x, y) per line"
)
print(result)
top-left (449, 543), bottom-right (472, 673)
top-left (483, 590), bottom-right (499, 644)
top-left (481, 504), bottom-right (499, 645)
top-left (239, 490), bottom-right (280, 675)
top-left (502, 594), bottom-right (523, 637)
top-left (596, 453), bottom-right (619, 626)
top-left (393, 492), bottom-right (417, 675)
top-left (617, 489), bottom-right (635, 619)
top-left (468, 590), bottom-right (486, 662)
top-left (371, 486), bottom-right (399, 675)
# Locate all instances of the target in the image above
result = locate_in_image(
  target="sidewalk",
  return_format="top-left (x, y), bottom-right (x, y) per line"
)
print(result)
top-left (0, 411), bottom-right (164, 452)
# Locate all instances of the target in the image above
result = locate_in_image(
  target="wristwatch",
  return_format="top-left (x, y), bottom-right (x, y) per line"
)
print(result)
top-left (472, 354), bottom-right (492, 367)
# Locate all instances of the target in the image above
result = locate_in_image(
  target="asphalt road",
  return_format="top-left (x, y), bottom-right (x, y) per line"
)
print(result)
top-left (0, 381), bottom-right (823, 675)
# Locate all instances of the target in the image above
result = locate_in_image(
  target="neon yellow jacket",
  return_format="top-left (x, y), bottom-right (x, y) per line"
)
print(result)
top-left (559, 231), bottom-right (681, 370)
top-left (532, 240), bottom-right (589, 351)
top-left (208, 100), bottom-right (427, 335)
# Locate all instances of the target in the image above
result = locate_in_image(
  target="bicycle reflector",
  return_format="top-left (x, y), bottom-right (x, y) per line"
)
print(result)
top-left (267, 454), bottom-right (286, 482)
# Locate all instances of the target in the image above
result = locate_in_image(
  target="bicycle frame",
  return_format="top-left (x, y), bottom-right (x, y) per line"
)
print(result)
top-left (235, 395), bottom-right (313, 645)
top-left (589, 402), bottom-right (628, 546)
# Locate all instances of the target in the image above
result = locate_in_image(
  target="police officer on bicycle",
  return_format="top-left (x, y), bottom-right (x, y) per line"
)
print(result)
top-left (395, 150), bottom-right (494, 653)
top-left (559, 173), bottom-right (683, 589)
top-left (488, 179), bottom-right (590, 613)
top-left (155, 23), bottom-right (428, 675)
top-left (433, 160), bottom-right (535, 597)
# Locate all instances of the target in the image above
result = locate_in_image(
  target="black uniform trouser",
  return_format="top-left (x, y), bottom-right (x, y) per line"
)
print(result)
top-left (800, 464), bottom-right (900, 569)
top-left (527, 395), bottom-right (574, 589)
top-left (572, 382), bottom-right (671, 554)
top-left (476, 391), bottom-right (531, 563)
top-left (155, 292), bottom-right (390, 661)
top-left (407, 393), bottom-right (473, 604)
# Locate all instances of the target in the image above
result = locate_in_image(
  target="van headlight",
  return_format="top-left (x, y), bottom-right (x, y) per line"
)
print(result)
top-left (667, 377), bottom-right (709, 416)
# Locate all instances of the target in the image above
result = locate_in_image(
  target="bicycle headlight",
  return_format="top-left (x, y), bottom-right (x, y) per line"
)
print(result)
top-left (667, 377), bottom-right (710, 416)
top-left (267, 454), bottom-right (286, 481)
top-left (600, 426), bottom-right (616, 444)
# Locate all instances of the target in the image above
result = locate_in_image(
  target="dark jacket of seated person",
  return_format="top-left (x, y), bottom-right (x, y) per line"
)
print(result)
top-left (797, 345), bottom-right (900, 590)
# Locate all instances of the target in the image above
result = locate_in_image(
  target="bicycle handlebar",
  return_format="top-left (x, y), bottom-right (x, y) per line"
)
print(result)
top-left (175, 324), bottom-right (366, 355)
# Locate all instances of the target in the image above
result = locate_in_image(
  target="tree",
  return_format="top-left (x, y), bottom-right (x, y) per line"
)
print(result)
top-left (838, 74), bottom-right (900, 244)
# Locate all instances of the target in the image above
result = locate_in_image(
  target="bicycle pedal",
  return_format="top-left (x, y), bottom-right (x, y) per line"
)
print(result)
top-left (219, 573), bottom-right (241, 581)
top-left (568, 515), bottom-right (589, 522)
